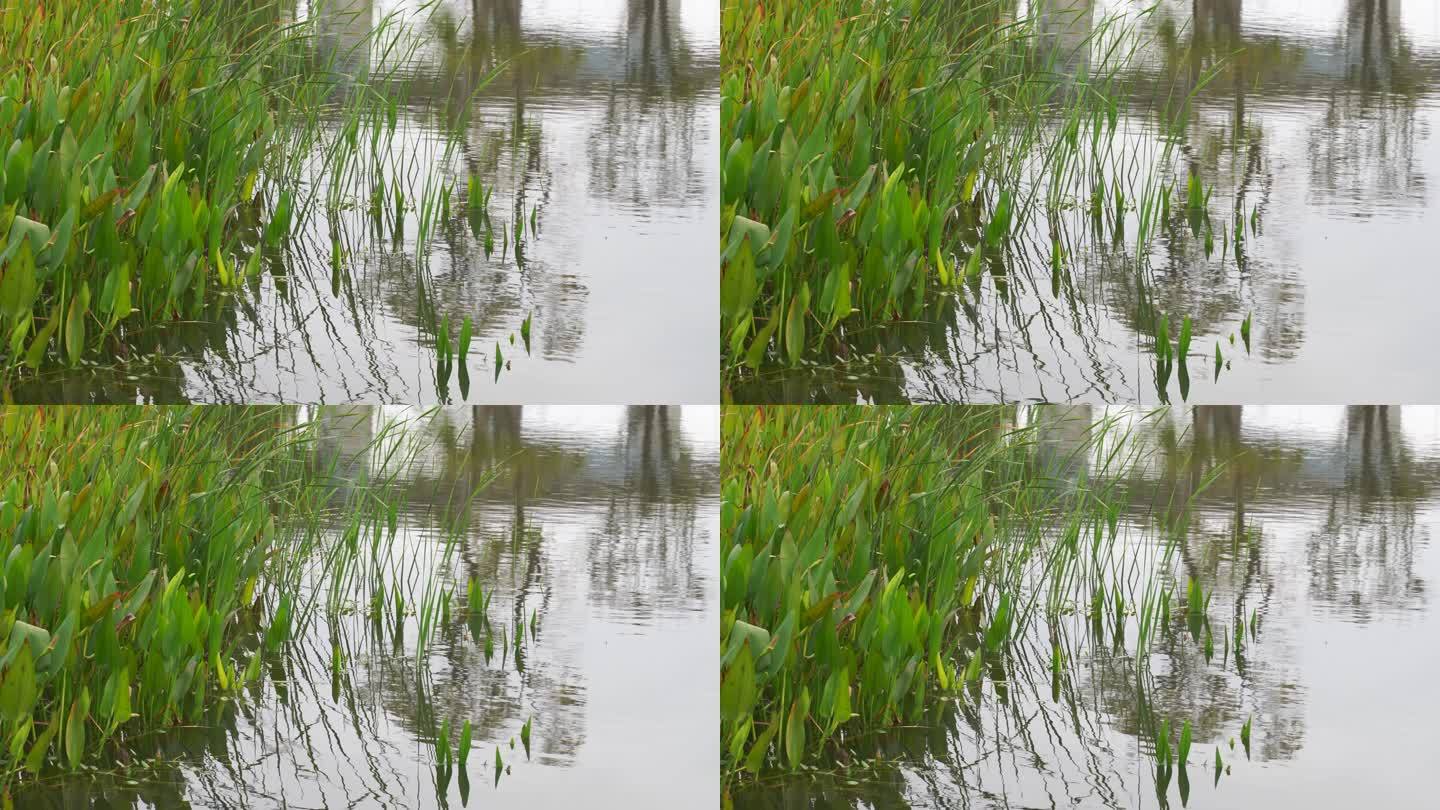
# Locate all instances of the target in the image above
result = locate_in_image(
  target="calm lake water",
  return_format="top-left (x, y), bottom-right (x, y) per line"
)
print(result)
top-left (11, 0), bottom-right (718, 404)
top-left (16, 405), bottom-right (719, 809)
top-left (735, 0), bottom-right (1440, 404)
top-left (730, 405), bottom-right (1440, 808)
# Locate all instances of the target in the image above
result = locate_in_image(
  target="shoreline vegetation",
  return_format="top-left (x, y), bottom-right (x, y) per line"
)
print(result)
top-left (0, 406), bottom-right (526, 802)
top-left (0, 1), bottom-right (530, 397)
top-left (719, 0), bottom-right (1137, 388)
top-left (720, 405), bottom-right (1249, 805)
top-left (720, 0), bottom-right (1259, 404)
top-left (1, 2), bottom-right (329, 376)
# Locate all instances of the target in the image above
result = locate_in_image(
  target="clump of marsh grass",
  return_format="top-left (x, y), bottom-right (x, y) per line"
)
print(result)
top-left (0, 405), bottom-right (531, 795)
top-left (719, 405), bottom-right (1186, 786)
top-left (719, 0), bottom-right (1154, 383)
top-left (0, 2), bottom-right (322, 374)
top-left (0, 0), bottom-right (511, 390)
top-left (0, 407), bottom-right (324, 786)
top-left (722, 405), bottom-right (1268, 805)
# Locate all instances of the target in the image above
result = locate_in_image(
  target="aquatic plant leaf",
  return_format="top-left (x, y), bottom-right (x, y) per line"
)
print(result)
top-left (783, 690), bottom-right (809, 770)
top-left (744, 308), bottom-right (780, 369)
top-left (5, 217), bottom-right (48, 265)
top-left (828, 669), bottom-right (851, 732)
top-left (458, 719), bottom-right (472, 767)
top-left (721, 240), bottom-right (758, 322)
top-left (782, 290), bottom-right (807, 366)
top-left (0, 645), bottom-right (36, 725)
top-left (265, 593), bottom-right (292, 650)
top-left (721, 644), bottom-right (757, 725)
top-left (963, 246), bottom-right (982, 280)
top-left (37, 613), bottom-right (75, 675)
top-left (6, 719), bottom-right (31, 764)
top-left (740, 711), bottom-right (779, 773)
top-left (37, 206), bottom-right (75, 268)
top-left (24, 713), bottom-right (57, 773)
top-left (110, 667), bottom-right (132, 732)
top-left (9, 622), bottom-right (49, 661)
top-left (62, 289), bottom-right (87, 367)
top-left (4, 141), bottom-right (33, 203)
top-left (63, 691), bottom-right (87, 769)
top-left (728, 216), bottom-right (769, 259)
top-left (983, 593), bottom-right (1012, 652)
top-left (0, 241), bottom-right (37, 322)
top-left (1050, 239), bottom-right (1064, 297)
top-left (984, 190), bottom-right (1011, 247)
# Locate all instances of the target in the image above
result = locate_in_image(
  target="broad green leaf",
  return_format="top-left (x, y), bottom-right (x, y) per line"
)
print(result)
top-left (0, 645), bottom-right (36, 725)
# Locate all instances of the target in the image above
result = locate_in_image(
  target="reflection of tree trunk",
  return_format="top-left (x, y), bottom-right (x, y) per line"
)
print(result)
top-left (1194, 0), bottom-right (1241, 38)
top-left (627, 405), bottom-right (675, 500)
top-left (1346, 404), bottom-right (1399, 500)
top-left (469, 406), bottom-right (523, 456)
top-left (628, 0), bottom-right (673, 89)
top-left (474, 0), bottom-right (521, 38)
top-left (468, 405), bottom-right (527, 525)
top-left (1190, 0), bottom-right (1242, 86)
top-left (1178, 407), bottom-right (1243, 587)
top-left (1189, 406), bottom-right (1242, 493)
top-left (1347, 0), bottom-right (1396, 90)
